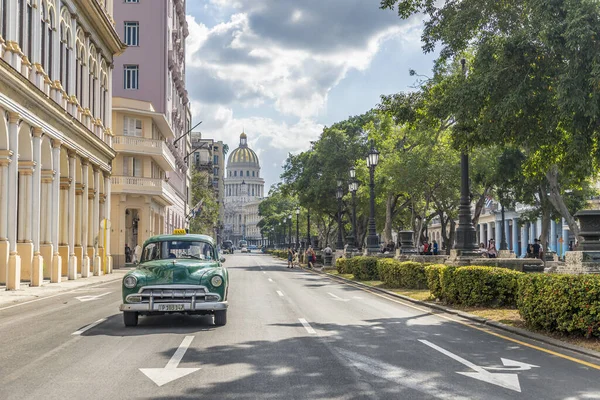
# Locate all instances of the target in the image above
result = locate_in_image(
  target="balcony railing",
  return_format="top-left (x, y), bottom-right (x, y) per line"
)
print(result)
top-left (113, 135), bottom-right (177, 172)
top-left (111, 175), bottom-right (180, 206)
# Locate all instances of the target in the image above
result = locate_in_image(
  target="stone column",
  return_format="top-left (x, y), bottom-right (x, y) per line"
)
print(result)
top-left (103, 172), bottom-right (112, 273)
top-left (550, 219), bottom-right (557, 252)
top-left (92, 167), bottom-right (101, 275)
top-left (51, 139), bottom-right (62, 283)
top-left (7, 112), bottom-right (21, 290)
top-left (495, 219), bottom-right (501, 245)
top-left (0, 150), bottom-right (12, 285)
top-left (80, 159), bottom-right (90, 277)
top-left (562, 218), bottom-right (570, 256)
top-left (504, 218), bottom-right (511, 251)
top-left (31, 128), bottom-right (44, 286)
top-left (486, 222), bottom-right (493, 243)
top-left (521, 224), bottom-right (529, 258)
top-left (67, 151), bottom-right (78, 279)
top-left (40, 168), bottom-right (54, 279)
top-left (478, 223), bottom-right (485, 245)
top-left (512, 217), bottom-right (519, 255)
top-left (536, 219), bottom-right (542, 241)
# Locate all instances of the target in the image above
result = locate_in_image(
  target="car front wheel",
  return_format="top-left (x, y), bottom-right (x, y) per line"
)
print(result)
top-left (123, 311), bottom-right (138, 327)
top-left (214, 310), bottom-right (227, 326)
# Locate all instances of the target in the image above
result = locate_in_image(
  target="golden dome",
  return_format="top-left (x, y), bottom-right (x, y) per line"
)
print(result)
top-left (228, 147), bottom-right (260, 166)
top-left (240, 131), bottom-right (247, 139)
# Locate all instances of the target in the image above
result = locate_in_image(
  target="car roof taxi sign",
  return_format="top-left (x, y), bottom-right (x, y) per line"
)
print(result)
top-left (173, 229), bottom-right (187, 235)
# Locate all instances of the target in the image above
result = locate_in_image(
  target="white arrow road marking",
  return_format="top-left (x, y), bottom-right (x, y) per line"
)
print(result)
top-left (336, 348), bottom-right (470, 400)
top-left (328, 292), bottom-right (350, 302)
top-left (298, 318), bottom-right (316, 334)
top-left (276, 291), bottom-right (284, 297)
top-left (485, 358), bottom-right (540, 372)
top-left (75, 292), bottom-right (112, 302)
top-left (72, 318), bottom-right (107, 335)
top-left (268, 278), bottom-right (273, 282)
top-left (140, 336), bottom-right (200, 387)
top-left (419, 340), bottom-right (523, 392)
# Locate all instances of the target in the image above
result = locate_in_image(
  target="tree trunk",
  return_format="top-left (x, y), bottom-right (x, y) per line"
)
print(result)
top-left (383, 194), bottom-right (394, 244)
top-left (448, 219), bottom-right (456, 254)
top-left (472, 186), bottom-right (490, 227)
top-left (545, 166), bottom-right (580, 238)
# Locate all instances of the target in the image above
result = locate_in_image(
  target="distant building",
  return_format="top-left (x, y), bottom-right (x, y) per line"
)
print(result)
top-left (223, 132), bottom-right (264, 245)
top-left (110, 0), bottom-right (192, 267)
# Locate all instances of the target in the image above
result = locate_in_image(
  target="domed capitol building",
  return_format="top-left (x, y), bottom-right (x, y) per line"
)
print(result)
top-left (223, 132), bottom-right (265, 245)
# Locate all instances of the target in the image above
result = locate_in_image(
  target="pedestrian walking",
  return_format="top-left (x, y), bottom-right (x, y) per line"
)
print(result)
top-left (287, 247), bottom-right (294, 268)
top-left (306, 246), bottom-right (315, 269)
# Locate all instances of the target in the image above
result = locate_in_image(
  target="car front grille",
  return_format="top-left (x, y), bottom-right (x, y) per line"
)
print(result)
top-left (130, 285), bottom-right (221, 307)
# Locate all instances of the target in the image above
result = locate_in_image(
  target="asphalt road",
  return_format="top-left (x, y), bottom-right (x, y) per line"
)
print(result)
top-left (1, 253), bottom-right (599, 400)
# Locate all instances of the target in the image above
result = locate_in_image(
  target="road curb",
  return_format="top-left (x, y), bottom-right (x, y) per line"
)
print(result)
top-left (306, 267), bottom-right (600, 362)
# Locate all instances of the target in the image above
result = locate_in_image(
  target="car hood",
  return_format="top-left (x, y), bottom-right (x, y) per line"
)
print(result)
top-left (138, 259), bottom-right (220, 285)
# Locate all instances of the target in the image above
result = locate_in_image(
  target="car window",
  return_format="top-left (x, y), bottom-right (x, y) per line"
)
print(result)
top-left (141, 241), bottom-right (215, 262)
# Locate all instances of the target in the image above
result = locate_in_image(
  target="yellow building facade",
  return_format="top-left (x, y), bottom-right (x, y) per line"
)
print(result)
top-left (0, 0), bottom-right (125, 289)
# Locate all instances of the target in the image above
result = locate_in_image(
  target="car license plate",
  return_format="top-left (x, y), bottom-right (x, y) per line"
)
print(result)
top-left (158, 304), bottom-right (185, 312)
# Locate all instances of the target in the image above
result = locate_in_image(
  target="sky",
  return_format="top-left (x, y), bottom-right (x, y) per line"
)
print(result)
top-left (185, 0), bottom-right (437, 191)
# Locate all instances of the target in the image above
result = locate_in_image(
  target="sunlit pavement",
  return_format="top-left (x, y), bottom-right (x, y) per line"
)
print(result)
top-left (0, 253), bottom-right (599, 400)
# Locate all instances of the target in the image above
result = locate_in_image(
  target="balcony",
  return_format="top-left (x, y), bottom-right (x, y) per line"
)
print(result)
top-left (111, 176), bottom-right (179, 206)
top-left (113, 136), bottom-right (177, 172)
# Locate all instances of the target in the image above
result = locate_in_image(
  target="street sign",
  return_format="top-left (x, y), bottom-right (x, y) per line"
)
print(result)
top-left (419, 340), bottom-right (539, 392)
top-left (140, 336), bottom-right (200, 387)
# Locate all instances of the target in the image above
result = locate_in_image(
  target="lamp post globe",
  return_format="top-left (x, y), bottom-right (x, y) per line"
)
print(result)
top-left (366, 141), bottom-right (380, 253)
top-left (295, 207), bottom-right (300, 250)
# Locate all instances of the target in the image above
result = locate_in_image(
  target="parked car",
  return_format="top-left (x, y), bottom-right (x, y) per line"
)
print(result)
top-left (120, 230), bottom-right (229, 327)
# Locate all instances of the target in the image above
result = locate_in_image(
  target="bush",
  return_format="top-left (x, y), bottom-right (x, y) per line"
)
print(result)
top-left (350, 256), bottom-right (379, 280)
top-left (440, 265), bottom-right (459, 303)
top-left (424, 264), bottom-right (446, 300)
top-left (517, 274), bottom-right (600, 338)
top-left (377, 259), bottom-right (428, 289)
top-left (336, 257), bottom-right (349, 274)
top-left (453, 266), bottom-right (523, 307)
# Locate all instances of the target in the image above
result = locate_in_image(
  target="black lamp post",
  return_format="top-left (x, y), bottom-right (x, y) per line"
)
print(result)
top-left (454, 58), bottom-right (478, 254)
top-left (288, 214), bottom-right (292, 247)
top-left (348, 168), bottom-right (359, 250)
top-left (366, 141), bottom-right (380, 253)
top-left (296, 207), bottom-right (300, 250)
top-left (500, 202), bottom-right (508, 251)
top-left (336, 180), bottom-right (344, 250)
top-left (306, 209), bottom-right (311, 248)
top-left (280, 221), bottom-right (283, 248)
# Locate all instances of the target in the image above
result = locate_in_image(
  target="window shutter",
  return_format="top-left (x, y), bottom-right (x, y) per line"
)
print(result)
top-left (134, 158), bottom-right (142, 177)
top-left (123, 156), bottom-right (130, 176)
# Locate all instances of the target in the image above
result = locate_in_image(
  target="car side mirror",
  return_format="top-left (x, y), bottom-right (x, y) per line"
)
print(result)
top-left (220, 257), bottom-right (226, 263)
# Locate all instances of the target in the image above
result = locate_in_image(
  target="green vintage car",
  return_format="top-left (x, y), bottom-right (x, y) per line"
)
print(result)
top-left (119, 232), bottom-right (229, 327)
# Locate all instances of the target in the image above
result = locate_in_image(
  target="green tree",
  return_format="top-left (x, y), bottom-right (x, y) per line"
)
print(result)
top-left (188, 168), bottom-right (219, 235)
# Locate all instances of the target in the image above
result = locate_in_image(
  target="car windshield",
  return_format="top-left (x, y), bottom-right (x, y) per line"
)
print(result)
top-left (140, 241), bottom-right (215, 262)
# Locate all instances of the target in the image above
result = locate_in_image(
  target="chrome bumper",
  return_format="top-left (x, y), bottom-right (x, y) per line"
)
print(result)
top-left (120, 301), bottom-right (228, 312)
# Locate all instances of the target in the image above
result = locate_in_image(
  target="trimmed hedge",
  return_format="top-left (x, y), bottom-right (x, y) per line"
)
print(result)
top-left (453, 266), bottom-right (523, 307)
top-left (336, 257), bottom-right (349, 274)
top-left (425, 265), bottom-right (522, 307)
top-left (350, 256), bottom-right (379, 280)
top-left (518, 274), bottom-right (600, 338)
top-left (377, 259), bottom-right (427, 289)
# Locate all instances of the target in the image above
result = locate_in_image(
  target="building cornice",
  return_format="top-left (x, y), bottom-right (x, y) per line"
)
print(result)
top-left (73, 0), bottom-right (127, 56)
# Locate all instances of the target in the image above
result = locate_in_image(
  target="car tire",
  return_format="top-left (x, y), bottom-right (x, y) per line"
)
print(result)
top-left (123, 311), bottom-right (138, 327)
top-left (214, 310), bottom-right (227, 326)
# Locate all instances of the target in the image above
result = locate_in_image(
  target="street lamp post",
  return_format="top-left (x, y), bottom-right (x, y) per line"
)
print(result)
top-left (454, 58), bottom-right (478, 254)
top-left (347, 167), bottom-right (358, 251)
top-left (288, 214), bottom-right (292, 248)
top-left (296, 207), bottom-right (300, 250)
top-left (366, 141), bottom-right (380, 253)
top-left (500, 203), bottom-right (508, 251)
top-left (336, 179), bottom-right (344, 250)
top-left (279, 221), bottom-right (283, 248)
top-left (306, 209), bottom-right (311, 248)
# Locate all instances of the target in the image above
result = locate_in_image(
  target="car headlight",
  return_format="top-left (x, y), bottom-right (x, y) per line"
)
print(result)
top-left (123, 275), bottom-right (138, 289)
top-left (210, 275), bottom-right (223, 287)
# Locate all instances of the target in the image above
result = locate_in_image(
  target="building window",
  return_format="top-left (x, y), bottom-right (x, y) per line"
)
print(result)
top-left (234, 171), bottom-right (237, 177)
top-left (17, 0), bottom-right (23, 50)
top-left (123, 156), bottom-right (142, 177)
top-left (252, 171), bottom-right (255, 177)
top-left (124, 22), bottom-right (139, 46)
top-left (124, 117), bottom-right (142, 136)
top-left (240, 170), bottom-right (243, 176)
top-left (124, 65), bottom-right (139, 89)
top-left (246, 171), bottom-right (249, 177)
top-left (48, 12), bottom-right (54, 78)
top-left (213, 155), bottom-right (218, 165)
top-left (125, 0), bottom-right (139, 3)
top-left (213, 167), bottom-right (218, 176)
top-left (1, 0), bottom-right (7, 38)
top-left (26, 0), bottom-right (32, 60)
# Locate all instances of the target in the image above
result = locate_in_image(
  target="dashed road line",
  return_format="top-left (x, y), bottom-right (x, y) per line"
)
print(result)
top-left (72, 318), bottom-right (107, 335)
top-left (276, 291), bottom-right (284, 297)
top-left (268, 278), bottom-right (273, 282)
top-left (298, 318), bottom-right (316, 334)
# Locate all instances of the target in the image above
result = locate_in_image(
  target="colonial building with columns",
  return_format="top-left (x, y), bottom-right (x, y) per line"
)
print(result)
top-left (223, 132), bottom-right (265, 246)
top-left (0, 0), bottom-right (125, 290)
top-left (109, 0), bottom-right (192, 267)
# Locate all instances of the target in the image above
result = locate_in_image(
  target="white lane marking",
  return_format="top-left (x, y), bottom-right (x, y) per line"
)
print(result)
top-left (72, 318), bottom-right (107, 335)
top-left (276, 291), bottom-right (284, 297)
top-left (298, 318), bottom-right (316, 334)
top-left (328, 292), bottom-right (350, 302)
top-left (75, 292), bottom-right (112, 302)
top-left (140, 335), bottom-right (200, 387)
top-left (268, 278), bottom-right (273, 282)
top-left (0, 279), bottom-right (120, 311)
top-left (419, 340), bottom-right (523, 392)
top-left (262, 271), bottom-right (266, 274)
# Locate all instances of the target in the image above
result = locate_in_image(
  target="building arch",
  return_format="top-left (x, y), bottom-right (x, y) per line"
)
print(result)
top-left (59, 7), bottom-right (72, 93)
top-left (88, 44), bottom-right (98, 116)
top-left (99, 58), bottom-right (108, 126)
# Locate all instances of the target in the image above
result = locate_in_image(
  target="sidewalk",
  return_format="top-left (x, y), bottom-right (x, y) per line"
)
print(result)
top-left (0, 269), bottom-right (129, 309)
